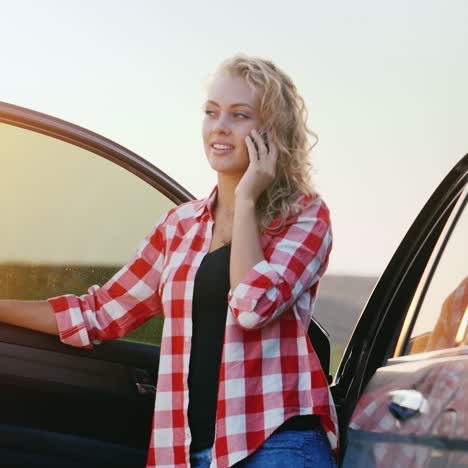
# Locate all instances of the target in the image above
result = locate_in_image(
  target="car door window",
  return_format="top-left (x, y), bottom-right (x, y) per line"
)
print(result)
top-left (404, 189), bottom-right (467, 355)
top-left (0, 122), bottom-right (175, 345)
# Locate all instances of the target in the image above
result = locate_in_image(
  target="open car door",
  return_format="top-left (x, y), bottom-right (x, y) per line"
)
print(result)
top-left (0, 101), bottom-right (194, 467)
top-left (334, 154), bottom-right (468, 467)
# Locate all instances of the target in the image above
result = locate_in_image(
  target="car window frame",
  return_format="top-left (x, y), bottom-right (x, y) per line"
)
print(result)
top-left (393, 185), bottom-right (467, 357)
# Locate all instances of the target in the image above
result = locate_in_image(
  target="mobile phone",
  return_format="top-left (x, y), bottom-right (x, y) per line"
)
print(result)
top-left (252, 132), bottom-right (269, 153)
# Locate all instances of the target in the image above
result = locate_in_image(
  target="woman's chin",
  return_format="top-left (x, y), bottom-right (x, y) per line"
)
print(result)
top-left (212, 165), bottom-right (247, 176)
top-left (207, 158), bottom-right (247, 175)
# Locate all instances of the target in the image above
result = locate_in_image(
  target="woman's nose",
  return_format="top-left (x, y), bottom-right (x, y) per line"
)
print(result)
top-left (213, 115), bottom-right (231, 134)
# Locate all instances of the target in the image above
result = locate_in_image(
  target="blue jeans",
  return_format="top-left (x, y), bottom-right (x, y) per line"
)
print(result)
top-left (190, 429), bottom-right (336, 467)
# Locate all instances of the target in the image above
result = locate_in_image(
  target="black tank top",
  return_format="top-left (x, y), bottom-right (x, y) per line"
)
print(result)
top-left (187, 243), bottom-right (320, 451)
top-left (188, 244), bottom-right (231, 451)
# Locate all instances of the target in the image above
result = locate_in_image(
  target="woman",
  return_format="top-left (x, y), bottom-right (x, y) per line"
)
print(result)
top-left (0, 54), bottom-right (338, 467)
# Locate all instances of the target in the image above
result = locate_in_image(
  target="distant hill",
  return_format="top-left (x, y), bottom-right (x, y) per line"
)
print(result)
top-left (314, 274), bottom-right (379, 347)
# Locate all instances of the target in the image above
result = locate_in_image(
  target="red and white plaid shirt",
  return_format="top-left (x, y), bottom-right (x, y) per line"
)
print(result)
top-left (48, 185), bottom-right (338, 467)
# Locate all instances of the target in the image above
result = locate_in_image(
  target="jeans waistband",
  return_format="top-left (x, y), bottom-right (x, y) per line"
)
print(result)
top-left (273, 415), bottom-right (322, 434)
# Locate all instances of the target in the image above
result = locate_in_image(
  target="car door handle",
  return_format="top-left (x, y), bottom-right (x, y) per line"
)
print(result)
top-left (388, 389), bottom-right (430, 421)
top-left (135, 382), bottom-right (156, 395)
top-left (130, 368), bottom-right (156, 396)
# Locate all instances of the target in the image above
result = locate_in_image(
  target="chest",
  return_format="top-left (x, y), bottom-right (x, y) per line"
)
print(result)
top-left (209, 219), bottom-right (232, 253)
top-left (159, 216), bottom-right (269, 313)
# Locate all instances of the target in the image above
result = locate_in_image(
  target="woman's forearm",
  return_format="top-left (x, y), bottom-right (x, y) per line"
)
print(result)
top-left (0, 300), bottom-right (58, 335)
top-left (230, 196), bottom-right (265, 290)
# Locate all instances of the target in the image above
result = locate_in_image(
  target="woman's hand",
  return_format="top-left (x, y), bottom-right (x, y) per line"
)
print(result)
top-left (235, 129), bottom-right (278, 202)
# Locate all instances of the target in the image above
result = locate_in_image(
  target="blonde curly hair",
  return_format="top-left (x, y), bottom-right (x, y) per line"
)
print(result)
top-left (211, 53), bottom-right (319, 233)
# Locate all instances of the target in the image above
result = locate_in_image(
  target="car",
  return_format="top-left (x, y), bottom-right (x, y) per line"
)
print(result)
top-left (0, 100), bottom-right (466, 467)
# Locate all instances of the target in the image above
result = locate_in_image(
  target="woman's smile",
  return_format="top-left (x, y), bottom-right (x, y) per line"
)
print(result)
top-left (210, 142), bottom-right (235, 155)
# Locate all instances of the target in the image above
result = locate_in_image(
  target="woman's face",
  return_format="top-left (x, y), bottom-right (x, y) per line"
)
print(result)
top-left (202, 73), bottom-right (261, 176)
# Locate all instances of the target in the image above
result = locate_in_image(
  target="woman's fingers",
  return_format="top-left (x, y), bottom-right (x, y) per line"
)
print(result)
top-left (244, 135), bottom-right (259, 163)
top-left (238, 130), bottom-right (277, 199)
top-left (245, 129), bottom-right (277, 176)
top-left (251, 129), bottom-right (268, 159)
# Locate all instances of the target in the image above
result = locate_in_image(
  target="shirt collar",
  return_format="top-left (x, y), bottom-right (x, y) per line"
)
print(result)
top-left (194, 187), bottom-right (318, 222)
top-left (194, 185), bottom-right (218, 220)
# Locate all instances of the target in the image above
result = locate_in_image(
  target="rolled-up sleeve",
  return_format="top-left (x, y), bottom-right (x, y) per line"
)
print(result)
top-left (228, 202), bottom-right (332, 330)
top-left (48, 211), bottom-right (170, 348)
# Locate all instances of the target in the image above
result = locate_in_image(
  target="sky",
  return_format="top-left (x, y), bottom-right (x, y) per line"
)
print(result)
top-left (1, 0), bottom-right (467, 276)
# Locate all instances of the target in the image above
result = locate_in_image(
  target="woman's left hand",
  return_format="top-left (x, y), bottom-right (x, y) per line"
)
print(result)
top-left (235, 129), bottom-right (278, 202)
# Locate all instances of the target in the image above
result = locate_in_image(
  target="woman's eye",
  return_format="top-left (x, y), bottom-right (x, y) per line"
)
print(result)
top-left (203, 109), bottom-right (249, 119)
